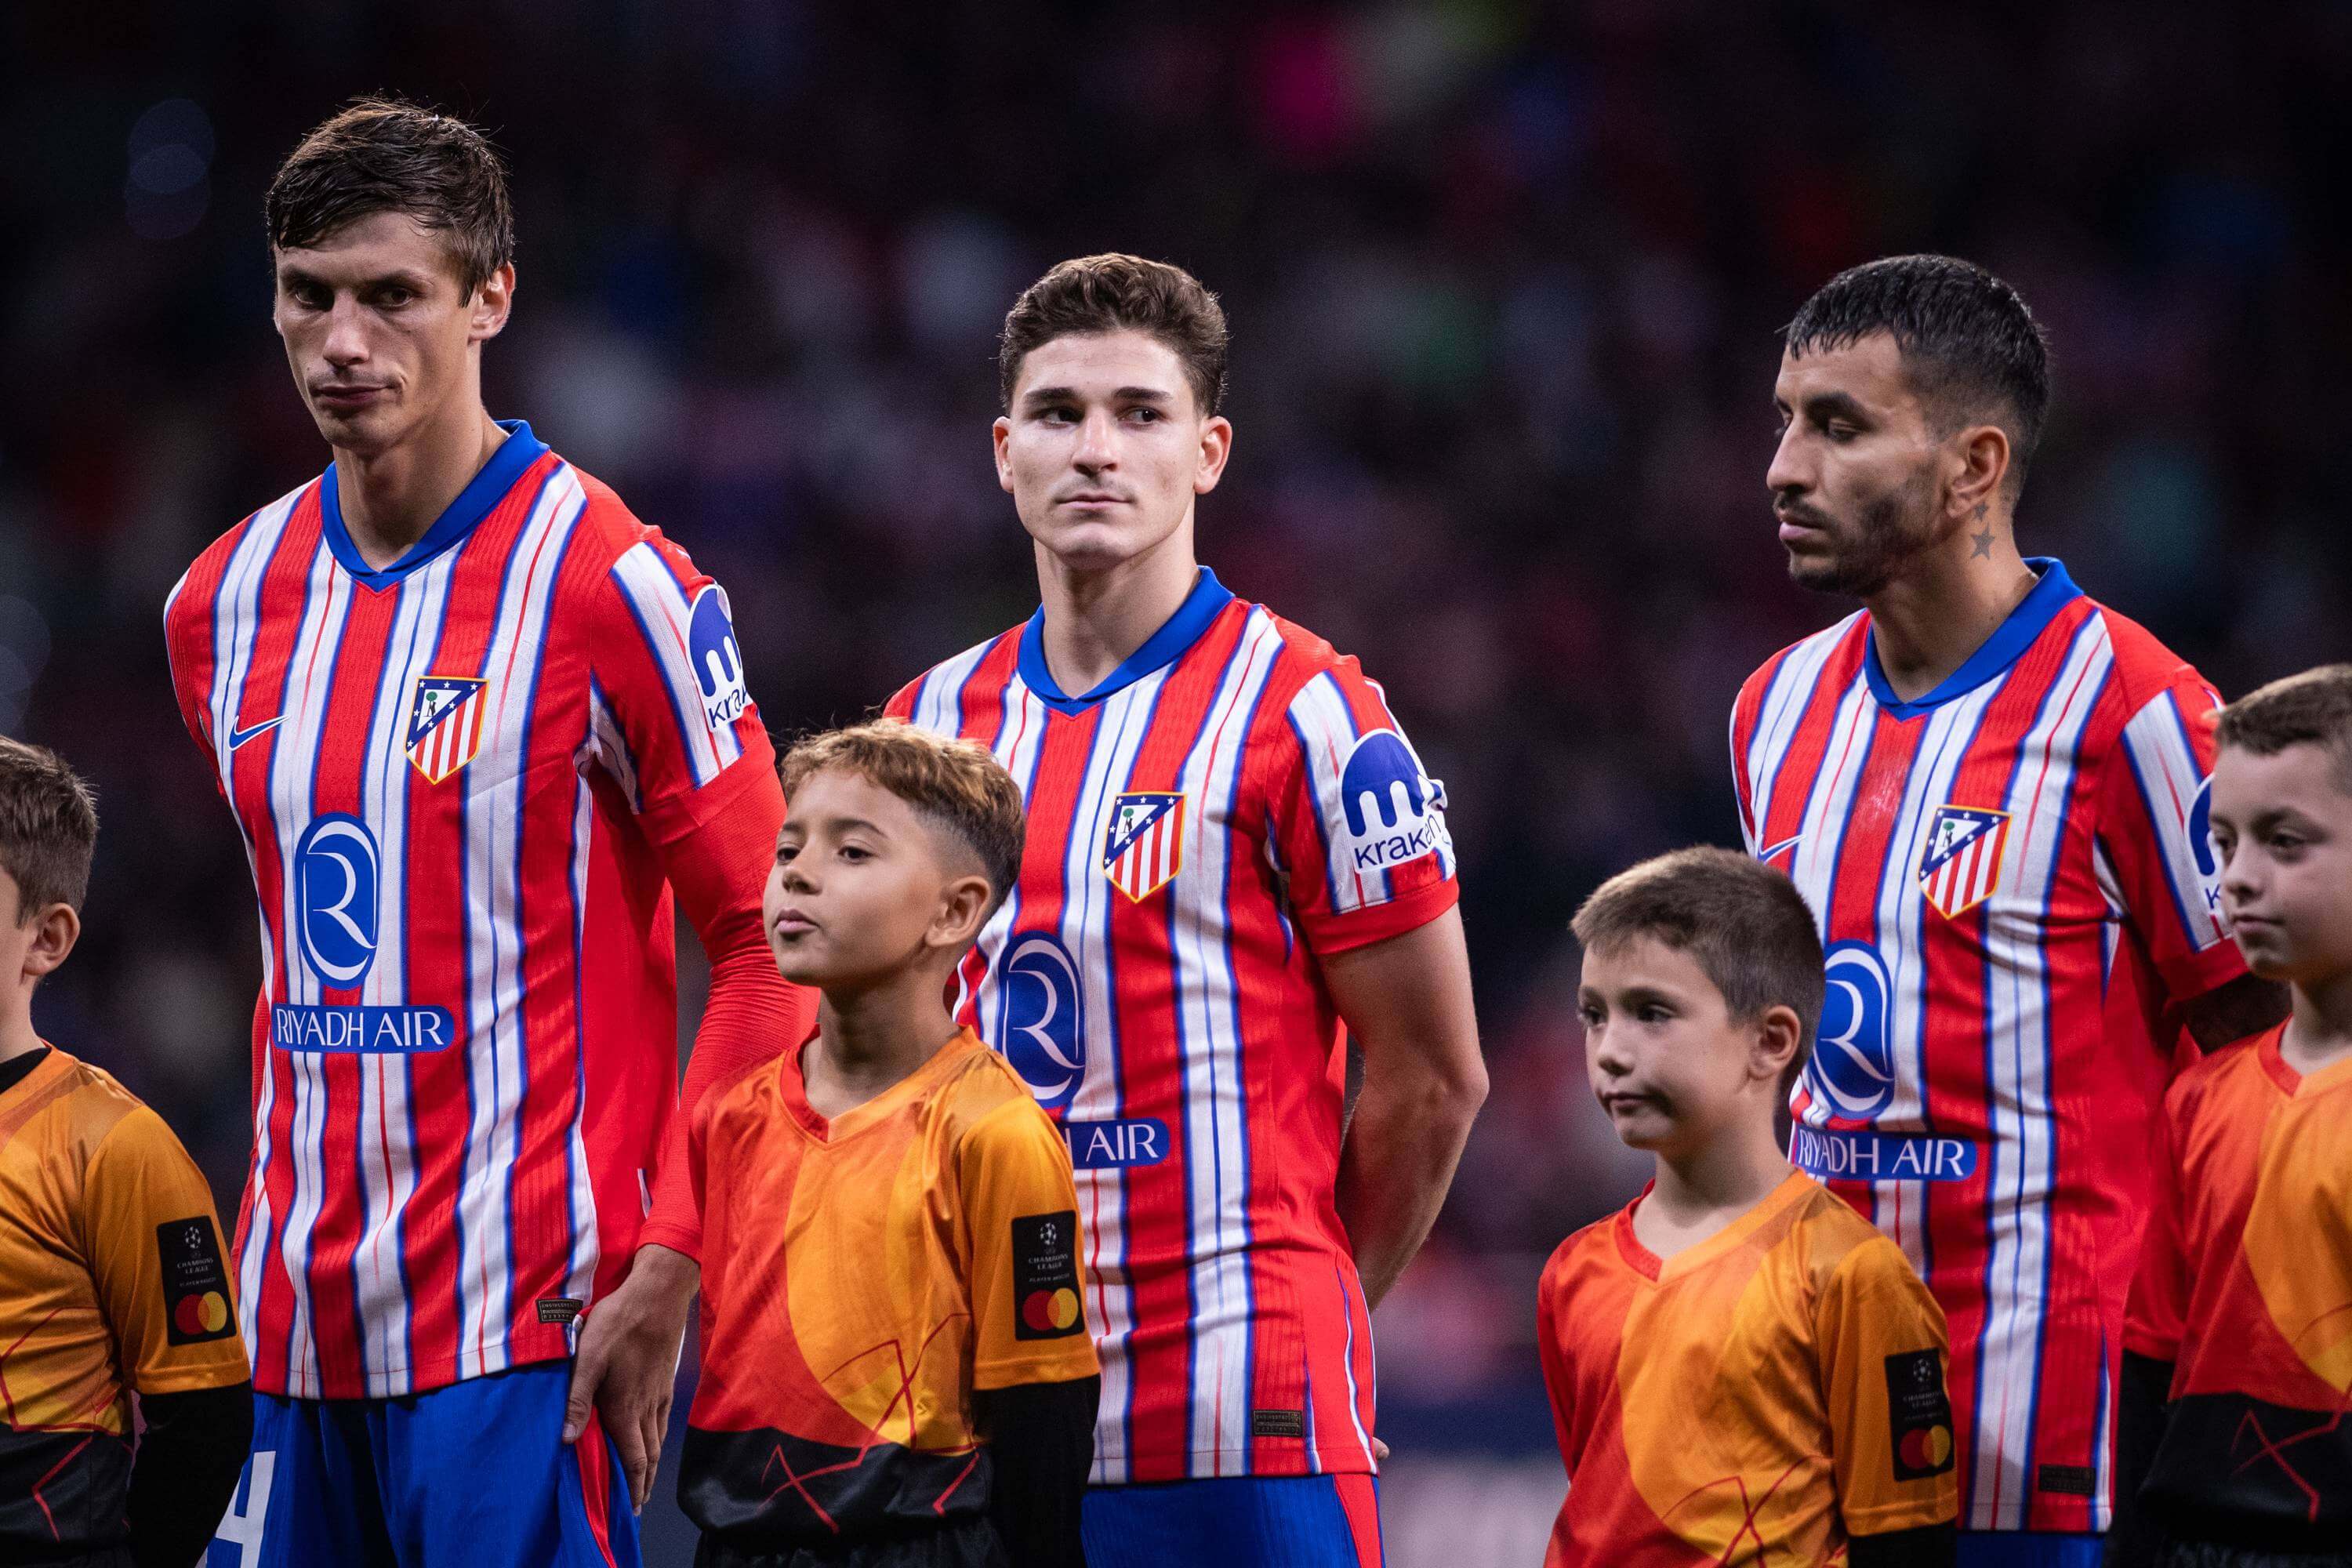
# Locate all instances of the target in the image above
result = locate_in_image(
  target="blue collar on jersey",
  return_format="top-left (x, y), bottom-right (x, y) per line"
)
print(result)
top-left (1017, 567), bottom-right (1236, 716)
top-left (319, 419), bottom-right (550, 590)
top-left (1863, 556), bottom-right (2083, 720)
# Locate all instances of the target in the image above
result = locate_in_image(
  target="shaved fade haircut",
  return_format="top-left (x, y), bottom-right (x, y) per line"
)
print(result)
top-left (1784, 254), bottom-right (2053, 500)
top-left (779, 720), bottom-right (1027, 917)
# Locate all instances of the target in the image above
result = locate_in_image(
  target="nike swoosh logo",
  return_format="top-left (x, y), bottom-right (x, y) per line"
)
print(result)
top-left (1759, 834), bottom-right (1804, 865)
top-left (227, 718), bottom-right (282, 751)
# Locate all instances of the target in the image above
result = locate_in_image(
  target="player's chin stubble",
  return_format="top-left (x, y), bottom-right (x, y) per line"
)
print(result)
top-left (1784, 470), bottom-right (1943, 599)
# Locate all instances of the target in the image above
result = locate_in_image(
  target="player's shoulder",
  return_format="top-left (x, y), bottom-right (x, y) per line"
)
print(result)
top-left (888, 626), bottom-right (1026, 731)
top-left (1735, 610), bottom-right (1871, 719)
top-left (1540, 1209), bottom-right (1624, 1298)
top-left (20, 1049), bottom-right (164, 1170)
top-left (2164, 1024), bottom-right (2278, 1126)
top-left (1784, 1175), bottom-right (1913, 1289)
top-left (166, 474), bottom-right (323, 636)
top-left (2081, 594), bottom-right (2216, 718)
top-left (936, 1038), bottom-right (1059, 1149)
top-left (545, 456), bottom-right (667, 572)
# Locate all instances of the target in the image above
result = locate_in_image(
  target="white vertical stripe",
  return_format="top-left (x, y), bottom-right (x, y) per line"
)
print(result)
top-left (1784, 673), bottom-right (1876, 926)
top-left (1969, 613), bottom-right (2111, 1529)
top-left (1053, 671), bottom-right (1171, 1483)
top-left (456, 470), bottom-right (587, 1378)
top-left (201, 489), bottom-right (304, 1365)
top-left (2118, 690), bottom-right (2229, 948)
top-left (606, 543), bottom-right (736, 786)
top-left (1857, 681), bottom-right (2004, 1276)
top-left (1744, 613), bottom-right (1863, 838)
top-left (907, 638), bottom-right (997, 738)
top-left (267, 540), bottom-right (358, 1399)
top-left (1171, 612), bottom-right (1285, 1470)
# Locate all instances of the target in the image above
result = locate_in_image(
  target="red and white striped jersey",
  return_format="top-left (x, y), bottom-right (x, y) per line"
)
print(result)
top-left (886, 568), bottom-right (1459, 1484)
top-left (1729, 560), bottom-right (2247, 1534)
top-left (163, 423), bottom-right (804, 1400)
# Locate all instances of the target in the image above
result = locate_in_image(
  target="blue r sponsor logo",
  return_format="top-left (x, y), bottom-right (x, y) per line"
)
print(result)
top-left (295, 815), bottom-right (378, 989)
top-left (998, 932), bottom-right (1085, 1110)
top-left (1808, 940), bottom-right (1896, 1120)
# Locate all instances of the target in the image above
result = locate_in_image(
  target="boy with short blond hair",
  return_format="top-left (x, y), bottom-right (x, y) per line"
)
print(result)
top-left (1540, 847), bottom-right (1958, 1567)
top-left (0, 737), bottom-right (250, 1568)
top-left (2112, 666), bottom-right (2352, 1567)
top-left (681, 719), bottom-right (1099, 1568)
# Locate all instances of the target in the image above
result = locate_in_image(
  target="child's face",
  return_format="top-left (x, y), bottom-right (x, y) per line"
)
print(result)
top-left (2209, 741), bottom-right (2352, 987)
top-left (1579, 936), bottom-right (1788, 1157)
top-left (764, 767), bottom-right (991, 992)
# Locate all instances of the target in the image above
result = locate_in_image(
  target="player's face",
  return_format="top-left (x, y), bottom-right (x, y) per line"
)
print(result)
top-left (272, 209), bottom-right (513, 458)
top-left (2209, 742), bottom-right (2352, 986)
top-left (994, 330), bottom-right (1232, 575)
top-left (765, 768), bottom-right (990, 991)
top-left (1579, 938), bottom-right (1773, 1156)
top-left (1768, 332), bottom-right (1947, 597)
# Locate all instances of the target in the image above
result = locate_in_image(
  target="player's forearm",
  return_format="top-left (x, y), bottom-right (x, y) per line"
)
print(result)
top-left (2107, 1351), bottom-right (2176, 1568)
top-left (974, 1374), bottom-right (1099, 1568)
top-left (128, 1381), bottom-right (252, 1568)
top-left (1335, 1041), bottom-right (1486, 1308)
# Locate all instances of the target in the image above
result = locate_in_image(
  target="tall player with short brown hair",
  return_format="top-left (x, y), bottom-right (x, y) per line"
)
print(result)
top-left (170, 98), bottom-right (809, 1566)
top-left (887, 254), bottom-right (1487, 1566)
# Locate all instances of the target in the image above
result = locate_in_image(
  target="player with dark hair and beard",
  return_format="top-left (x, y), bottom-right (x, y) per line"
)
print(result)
top-left (1728, 256), bottom-right (2287, 1568)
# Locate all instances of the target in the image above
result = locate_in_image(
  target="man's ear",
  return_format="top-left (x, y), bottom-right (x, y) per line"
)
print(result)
top-left (1751, 1003), bottom-right (1805, 1088)
top-left (931, 874), bottom-right (996, 953)
top-left (470, 262), bottom-right (516, 343)
top-left (1947, 421), bottom-right (2010, 522)
top-left (20, 902), bottom-right (80, 982)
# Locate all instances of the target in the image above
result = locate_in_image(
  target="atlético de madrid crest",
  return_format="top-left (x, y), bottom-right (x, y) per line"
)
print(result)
top-left (1918, 804), bottom-right (2009, 920)
top-left (405, 676), bottom-right (488, 784)
top-left (1103, 792), bottom-right (1185, 902)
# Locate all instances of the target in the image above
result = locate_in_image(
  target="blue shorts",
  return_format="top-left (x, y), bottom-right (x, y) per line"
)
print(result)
top-left (205, 1363), bottom-right (639, 1568)
top-left (1080, 1475), bottom-right (1382, 1568)
top-left (1955, 1530), bottom-right (2103, 1568)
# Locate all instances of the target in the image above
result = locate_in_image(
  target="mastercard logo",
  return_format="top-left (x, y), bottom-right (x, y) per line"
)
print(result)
top-left (1898, 1424), bottom-right (1953, 1472)
top-left (1021, 1287), bottom-right (1080, 1334)
top-left (172, 1290), bottom-right (230, 1337)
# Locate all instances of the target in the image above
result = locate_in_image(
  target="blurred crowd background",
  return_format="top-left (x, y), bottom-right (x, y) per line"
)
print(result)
top-left (5, 2), bottom-right (2348, 1559)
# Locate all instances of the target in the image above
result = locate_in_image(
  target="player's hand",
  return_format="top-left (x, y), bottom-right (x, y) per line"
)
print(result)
top-left (1372, 1436), bottom-right (1391, 1464)
top-left (564, 1243), bottom-right (699, 1513)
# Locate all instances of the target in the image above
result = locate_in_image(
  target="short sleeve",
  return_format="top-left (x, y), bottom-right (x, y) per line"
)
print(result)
top-left (584, 535), bottom-right (776, 844)
top-left (2124, 1087), bottom-right (2191, 1363)
top-left (1536, 1249), bottom-right (1579, 1482)
top-left (1815, 1236), bottom-right (1960, 1537)
top-left (1265, 663), bottom-right (1460, 955)
top-left (82, 1107), bottom-right (250, 1396)
top-left (2098, 680), bottom-right (2245, 1004)
top-left (960, 1099), bottom-right (1100, 1392)
top-left (162, 569), bottom-right (227, 800)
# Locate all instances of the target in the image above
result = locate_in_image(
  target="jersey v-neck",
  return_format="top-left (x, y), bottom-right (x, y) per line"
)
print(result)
top-left (1016, 567), bottom-right (1236, 717)
top-left (1613, 1167), bottom-right (1813, 1283)
top-left (782, 1026), bottom-right (983, 1144)
top-left (1862, 557), bottom-right (2083, 720)
top-left (319, 419), bottom-right (550, 591)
